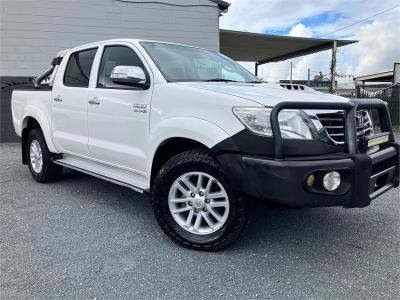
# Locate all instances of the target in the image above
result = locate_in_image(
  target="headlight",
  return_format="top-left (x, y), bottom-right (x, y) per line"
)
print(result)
top-left (233, 107), bottom-right (315, 139)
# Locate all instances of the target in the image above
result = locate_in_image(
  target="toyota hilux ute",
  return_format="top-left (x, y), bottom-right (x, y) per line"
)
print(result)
top-left (11, 39), bottom-right (400, 251)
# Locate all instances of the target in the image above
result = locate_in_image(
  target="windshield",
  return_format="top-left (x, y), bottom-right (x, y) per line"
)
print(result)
top-left (141, 42), bottom-right (261, 83)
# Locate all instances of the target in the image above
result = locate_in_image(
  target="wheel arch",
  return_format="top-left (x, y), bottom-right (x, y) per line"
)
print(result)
top-left (148, 117), bottom-right (231, 186)
top-left (150, 137), bottom-right (209, 185)
top-left (21, 113), bottom-right (57, 164)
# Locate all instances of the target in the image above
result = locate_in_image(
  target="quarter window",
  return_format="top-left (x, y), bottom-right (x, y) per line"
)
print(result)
top-left (64, 48), bottom-right (97, 87)
top-left (97, 46), bottom-right (148, 89)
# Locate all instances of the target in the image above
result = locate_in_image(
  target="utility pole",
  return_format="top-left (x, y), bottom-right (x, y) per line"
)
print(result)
top-left (307, 68), bottom-right (310, 86)
top-left (394, 63), bottom-right (400, 84)
top-left (290, 62), bottom-right (293, 84)
top-left (329, 40), bottom-right (337, 94)
top-left (394, 63), bottom-right (400, 105)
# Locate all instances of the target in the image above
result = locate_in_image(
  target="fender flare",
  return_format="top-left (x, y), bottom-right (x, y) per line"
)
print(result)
top-left (21, 106), bottom-right (58, 153)
top-left (147, 116), bottom-right (230, 175)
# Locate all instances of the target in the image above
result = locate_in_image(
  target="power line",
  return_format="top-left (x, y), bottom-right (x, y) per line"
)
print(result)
top-left (320, 3), bottom-right (400, 38)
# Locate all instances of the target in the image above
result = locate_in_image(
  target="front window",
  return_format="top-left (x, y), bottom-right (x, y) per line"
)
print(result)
top-left (97, 46), bottom-right (149, 89)
top-left (141, 42), bottom-right (260, 83)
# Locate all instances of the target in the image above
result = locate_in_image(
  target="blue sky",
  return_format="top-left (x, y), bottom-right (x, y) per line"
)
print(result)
top-left (220, 0), bottom-right (400, 82)
top-left (299, 12), bottom-right (347, 29)
top-left (266, 12), bottom-right (347, 36)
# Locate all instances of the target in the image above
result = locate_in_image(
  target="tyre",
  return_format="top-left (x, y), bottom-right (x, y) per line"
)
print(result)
top-left (151, 148), bottom-right (248, 251)
top-left (26, 128), bottom-right (63, 183)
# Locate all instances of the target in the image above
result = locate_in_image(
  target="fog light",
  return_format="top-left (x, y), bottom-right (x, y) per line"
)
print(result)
top-left (306, 174), bottom-right (315, 187)
top-left (323, 171), bottom-right (341, 191)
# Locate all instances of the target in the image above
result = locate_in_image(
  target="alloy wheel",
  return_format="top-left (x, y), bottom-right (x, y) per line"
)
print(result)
top-left (168, 172), bottom-right (230, 235)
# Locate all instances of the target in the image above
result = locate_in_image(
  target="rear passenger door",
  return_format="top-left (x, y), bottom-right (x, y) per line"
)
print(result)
top-left (51, 48), bottom-right (98, 156)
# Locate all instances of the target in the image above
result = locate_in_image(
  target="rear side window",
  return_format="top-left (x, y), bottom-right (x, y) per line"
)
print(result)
top-left (64, 48), bottom-right (97, 87)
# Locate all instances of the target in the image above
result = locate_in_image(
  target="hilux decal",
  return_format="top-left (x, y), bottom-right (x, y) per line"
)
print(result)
top-left (133, 104), bottom-right (148, 113)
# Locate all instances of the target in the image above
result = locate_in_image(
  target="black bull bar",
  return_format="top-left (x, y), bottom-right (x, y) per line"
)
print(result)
top-left (269, 99), bottom-right (399, 207)
top-left (270, 99), bottom-right (395, 159)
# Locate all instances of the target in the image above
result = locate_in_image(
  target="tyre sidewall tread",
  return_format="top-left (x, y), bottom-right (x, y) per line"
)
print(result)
top-left (151, 148), bottom-right (248, 251)
top-left (26, 129), bottom-right (62, 183)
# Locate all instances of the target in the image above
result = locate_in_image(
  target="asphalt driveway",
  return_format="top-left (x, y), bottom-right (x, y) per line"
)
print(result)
top-left (1, 143), bottom-right (399, 299)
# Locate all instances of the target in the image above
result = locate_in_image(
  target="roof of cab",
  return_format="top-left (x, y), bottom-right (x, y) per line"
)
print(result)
top-left (63, 38), bottom-right (209, 56)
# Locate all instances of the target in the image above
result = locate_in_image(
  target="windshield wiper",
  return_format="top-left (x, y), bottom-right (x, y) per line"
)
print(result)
top-left (205, 78), bottom-right (239, 82)
top-left (205, 79), bottom-right (263, 83)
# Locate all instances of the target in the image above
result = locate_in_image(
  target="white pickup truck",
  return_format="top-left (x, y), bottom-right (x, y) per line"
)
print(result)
top-left (12, 39), bottom-right (399, 251)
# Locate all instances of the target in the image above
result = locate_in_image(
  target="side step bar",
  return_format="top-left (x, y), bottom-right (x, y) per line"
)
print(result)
top-left (53, 159), bottom-right (144, 194)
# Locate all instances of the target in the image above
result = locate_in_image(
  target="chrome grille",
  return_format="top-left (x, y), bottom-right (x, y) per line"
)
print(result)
top-left (317, 110), bottom-right (374, 143)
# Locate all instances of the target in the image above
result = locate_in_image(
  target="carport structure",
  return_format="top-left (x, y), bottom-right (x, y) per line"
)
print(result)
top-left (219, 29), bottom-right (357, 93)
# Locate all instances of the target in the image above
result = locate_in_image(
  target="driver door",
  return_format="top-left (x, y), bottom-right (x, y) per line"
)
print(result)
top-left (87, 44), bottom-right (152, 174)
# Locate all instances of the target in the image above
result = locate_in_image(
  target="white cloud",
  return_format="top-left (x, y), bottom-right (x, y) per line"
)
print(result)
top-left (351, 17), bottom-right (400, 75)
top-left (255, 52), bottom-right (332, 83)
top-left (220, 0), bottom-right (338, 33)
top-left (288, 23), bottom-right (313, 38)
top-left (220, 0), bottom-right (400, 82)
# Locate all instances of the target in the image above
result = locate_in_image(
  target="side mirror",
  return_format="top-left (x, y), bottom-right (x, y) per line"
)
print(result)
top-left (110, 65), bottom-right (147, 86)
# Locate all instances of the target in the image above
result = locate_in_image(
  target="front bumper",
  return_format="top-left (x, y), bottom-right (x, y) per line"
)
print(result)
top-left (216, 99), bottom-right (399, 208)
top-left (217, 144), bottom-right (399, 208)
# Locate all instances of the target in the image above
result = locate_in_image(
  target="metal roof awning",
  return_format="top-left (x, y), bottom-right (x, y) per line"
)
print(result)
top-left (219, 29), bottom-right (357, 64)
top-left (355, 71), bottom-right (394, 83)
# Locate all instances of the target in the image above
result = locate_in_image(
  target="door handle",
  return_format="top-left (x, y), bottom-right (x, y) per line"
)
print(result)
top-left (88, 97), bottom-right (100, 105)
top-left (53, 96), bottom-right (63, 102)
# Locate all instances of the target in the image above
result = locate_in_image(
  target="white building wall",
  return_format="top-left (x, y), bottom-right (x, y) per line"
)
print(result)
top-left (0, 0), bottom-right (220, 76)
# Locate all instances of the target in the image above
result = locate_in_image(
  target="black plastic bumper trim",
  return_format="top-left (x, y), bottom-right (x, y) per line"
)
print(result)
top-left (370, 146), bottom-right (397, 164)
top-left (369, 166), bottom-right (396, 199)
top-left (216, 145), bottom-right (399, 208)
